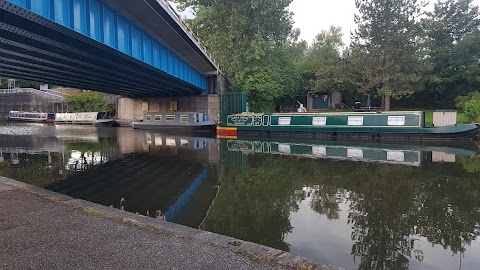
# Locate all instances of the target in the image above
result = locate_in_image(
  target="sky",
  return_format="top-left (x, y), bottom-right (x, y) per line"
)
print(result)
top-left (289, 0), bottom-right (480, 45)
top-left (171, 0), bottom-right (480, 46)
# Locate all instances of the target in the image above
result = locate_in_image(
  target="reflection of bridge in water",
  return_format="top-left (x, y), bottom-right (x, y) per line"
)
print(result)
top-left (46, 151), bottom-right (219, 228)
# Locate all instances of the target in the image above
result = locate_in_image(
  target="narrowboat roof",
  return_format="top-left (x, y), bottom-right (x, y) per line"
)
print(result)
top-left (143, 112), bottom-right (205, 115)
top-left (229, 111), bottom-right (424, 116)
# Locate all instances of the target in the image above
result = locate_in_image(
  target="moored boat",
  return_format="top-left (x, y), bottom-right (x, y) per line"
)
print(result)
top-left (54, 112), bottom-right (114, 126)
top-left (7, 111), bottom-right (55, 123)
top-left (132, 112), bottom-right (217, 135)
top-left (217, 111), bottom-right (480, 141)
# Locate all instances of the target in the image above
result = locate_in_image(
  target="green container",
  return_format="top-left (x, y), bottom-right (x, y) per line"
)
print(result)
top-left (220, 92), bottom-right (248, 125)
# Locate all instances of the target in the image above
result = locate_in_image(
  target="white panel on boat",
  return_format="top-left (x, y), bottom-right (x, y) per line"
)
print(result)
top-left (278, 117), bottom-right (291, 125)
top-left (146, 133), bottom-right (152, 145)
top-left (154, 136), bottom-right (163, 146)
top-left (348, 116), bottom-right (364, 126)
top-left (387, 151), bottom-right (405, 162)
top-left (278, 144), bottom-right (291, 154)
top-left (312, 146), bottom-right (326, 156)
top-left (312, 117), bottom-right (327, 126)
top-left (180, 139), bottom-right (189, 147)
top-left (388, 116), bottom-right (406, 126)
top-left (166, 138), bottom-right (176, 146)
top-left (347, 148), bottom-right (364, 158)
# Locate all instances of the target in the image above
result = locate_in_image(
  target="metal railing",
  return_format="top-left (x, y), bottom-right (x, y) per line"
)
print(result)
top-left (158, 0), bottom-right (221, 71)
top-left (0, 88), bottom-right (66, 102)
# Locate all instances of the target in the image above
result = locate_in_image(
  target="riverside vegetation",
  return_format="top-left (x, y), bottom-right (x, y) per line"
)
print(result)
top-left (174, 0), bottom-right (480, 116)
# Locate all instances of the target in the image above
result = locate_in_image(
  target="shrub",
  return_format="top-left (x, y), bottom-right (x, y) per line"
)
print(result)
top-left (463, 99), bottom-right (480, 123)
top-left (455, 91), bottom-right (480, 109)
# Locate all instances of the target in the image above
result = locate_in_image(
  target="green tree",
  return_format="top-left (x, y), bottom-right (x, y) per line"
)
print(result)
top-left (352, 0), bottom-right (425, 111)
top-left (423, 0), bottom-right (480, 107)
top-left (66, 91), bottom-right (114, 113)
top-left (301, 26), bottom-right (357, 96)
top-left (174, 0), bottom-right (303, 112)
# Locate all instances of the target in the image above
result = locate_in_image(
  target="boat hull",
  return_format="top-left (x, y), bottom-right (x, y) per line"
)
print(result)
top-left (7, 118), bottom-right (50, 123)
top-left (132, 122), bottom-right (217, 136)
top-left (232, 126), bottom-right (479, 141)
top-left (54, 120), bottom-right (114, 127)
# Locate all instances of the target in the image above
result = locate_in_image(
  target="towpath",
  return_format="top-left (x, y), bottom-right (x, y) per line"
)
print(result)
top-left (0, 177), bottom-right (343, 270)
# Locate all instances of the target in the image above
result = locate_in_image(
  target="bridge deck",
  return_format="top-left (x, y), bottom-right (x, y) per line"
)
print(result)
top-left (0, 0), bottom-right (219, 97)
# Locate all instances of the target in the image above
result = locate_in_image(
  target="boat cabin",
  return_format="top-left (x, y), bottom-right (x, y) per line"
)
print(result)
top-left (142, 112), bottom-right (207, 125)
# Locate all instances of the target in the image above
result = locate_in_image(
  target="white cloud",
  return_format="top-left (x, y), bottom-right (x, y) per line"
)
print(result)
top-left (289, 0), bottom-right (357, 45)
top-left (289, 0), bottom-right (480, 45)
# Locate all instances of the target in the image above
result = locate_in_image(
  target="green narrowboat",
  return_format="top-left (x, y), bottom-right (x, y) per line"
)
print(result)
top-left (217, 111), bottom-right (479, 141)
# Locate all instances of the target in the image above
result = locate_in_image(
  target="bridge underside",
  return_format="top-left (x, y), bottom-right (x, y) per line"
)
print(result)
top-left (0, 2), bottom-right (205, 97)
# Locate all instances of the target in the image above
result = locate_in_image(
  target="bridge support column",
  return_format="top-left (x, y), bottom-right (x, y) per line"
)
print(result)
top-left (116, 94), bottom-right (220, 126)
top-left (207, 73), bottom-right (229, 95)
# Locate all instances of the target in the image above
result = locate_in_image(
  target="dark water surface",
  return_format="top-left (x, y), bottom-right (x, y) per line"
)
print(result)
top-left (1, 123), bottom-right (480, 270)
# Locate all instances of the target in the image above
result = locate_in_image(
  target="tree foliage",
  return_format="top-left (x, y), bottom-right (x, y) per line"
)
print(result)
top-left (423, 0), bottom-right (480, 107)
top-left (174, 0), bottom-right (303, 112)
top-left (301, 26), bottom-right (357, 95)
top-left (66, 91), bottom-right (113, 113)
top-left (352, 0), bottom-right (426, 110)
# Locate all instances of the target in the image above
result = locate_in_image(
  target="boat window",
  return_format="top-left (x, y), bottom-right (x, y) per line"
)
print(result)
top-left (278, 117), bottom-right (291, 125)
top-left (387, 116), bottom-right (405, 126)
top-left (312, 117), bottom-right (327, 126)
top-left (347, 148), bottom-right (364, 158)
top-left (278, 144), bottom-right (291, 154)
top-left (166, 115), bottom-right (175, 121)
top-left (180, 115), bottom-right (189, 122)
top-left (387, 151), bottom-right (405, 162)
top-left (154, 115), bottom-right (162, 121)
top-left (348, 116), bottom-right (364, 126)
top-left (146, 115), bottom-right (151, 121)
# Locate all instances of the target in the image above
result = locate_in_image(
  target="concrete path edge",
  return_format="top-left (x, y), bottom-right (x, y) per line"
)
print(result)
top-left (0, 176), bottom-right (344, 270)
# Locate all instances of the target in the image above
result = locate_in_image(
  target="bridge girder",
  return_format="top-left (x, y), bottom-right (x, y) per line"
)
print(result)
top-left (0, 0), bottom-right (219, 97)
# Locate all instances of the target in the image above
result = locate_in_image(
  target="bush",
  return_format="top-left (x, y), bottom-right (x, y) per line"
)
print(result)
top-left (455, 91), bottom-right (480, 109)
top-left (463, 99), bottom-right (480, 123)
top-left (66, 91), bottom-right (114, 113)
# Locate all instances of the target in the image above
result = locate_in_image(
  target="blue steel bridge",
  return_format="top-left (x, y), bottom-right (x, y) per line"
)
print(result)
top-left (0, 0), bottom-right (222, 97)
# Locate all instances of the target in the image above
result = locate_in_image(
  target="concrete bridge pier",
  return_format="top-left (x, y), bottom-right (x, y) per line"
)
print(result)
top-left (116, 94), bottom-right (220, 126)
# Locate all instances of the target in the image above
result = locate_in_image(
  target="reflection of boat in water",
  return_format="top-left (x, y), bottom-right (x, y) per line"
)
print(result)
top-left (54, 124), bottom-right (117, 143)
top-left (144, 132), bottom-right (217, 150)
top-left (225, 138), bottom-right (479, 166)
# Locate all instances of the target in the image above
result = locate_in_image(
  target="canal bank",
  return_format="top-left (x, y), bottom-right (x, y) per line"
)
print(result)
top-left (0, 177), bottom-right (342, 270)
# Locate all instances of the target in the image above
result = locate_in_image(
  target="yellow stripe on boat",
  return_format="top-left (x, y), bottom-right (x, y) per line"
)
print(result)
top-left (217, 135), bottom-right (238, 139)
top-left (217, 126), bottom-right (237, 131)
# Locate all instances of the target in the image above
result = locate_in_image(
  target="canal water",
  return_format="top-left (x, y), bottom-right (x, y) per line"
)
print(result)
top-left (1, 123), bottom-right (479, 270)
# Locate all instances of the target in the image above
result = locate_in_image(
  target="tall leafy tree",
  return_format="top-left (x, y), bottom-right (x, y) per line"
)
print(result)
top-left (352, 0), bottom-right (425, 110)
top-left (175, 0), bottom-right (303, 112)
top-left (301, 26), bottom-right (357, 96)
top-left (423, 0), bottom-right (480, 107)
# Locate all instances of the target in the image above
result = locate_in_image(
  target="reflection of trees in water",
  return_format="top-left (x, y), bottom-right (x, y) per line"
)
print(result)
top-left (201, 157), bottom-right (300, 251)
top-left (207, 152), bottom-right (480, 269)
top-left (345, 164), bottom-right (420, 270)
top-left (306, 161), bottom-right (480, 270)
top-left (303, 186), bottom-right (344, 221)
